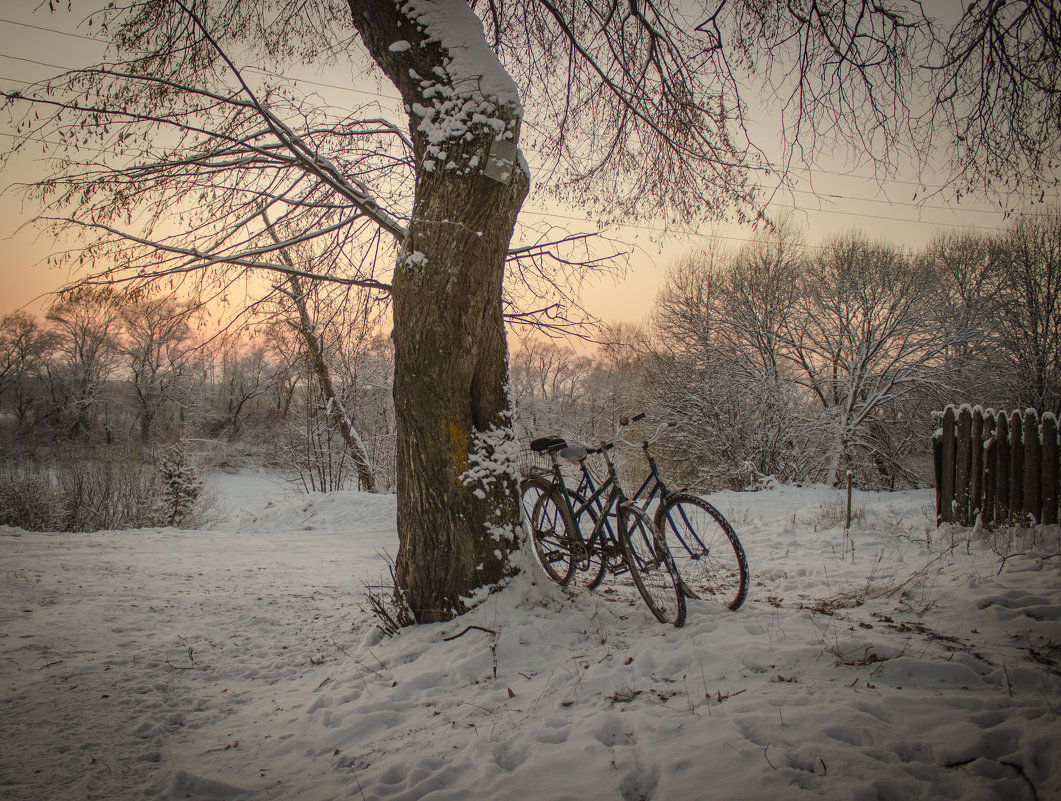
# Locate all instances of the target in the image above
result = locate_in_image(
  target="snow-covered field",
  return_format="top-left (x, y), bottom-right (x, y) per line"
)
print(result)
top-left (2, 474), bottom-right (1059, 801)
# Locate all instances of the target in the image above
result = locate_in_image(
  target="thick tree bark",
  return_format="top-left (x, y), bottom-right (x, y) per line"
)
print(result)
top-left (348, 0), bottom-right (529, 622)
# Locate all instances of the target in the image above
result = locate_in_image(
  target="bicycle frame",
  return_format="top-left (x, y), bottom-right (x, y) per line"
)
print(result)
top-left (620, 425), bottom-right (713, 563)
top-left (545, 448), bottom-right (629, 569)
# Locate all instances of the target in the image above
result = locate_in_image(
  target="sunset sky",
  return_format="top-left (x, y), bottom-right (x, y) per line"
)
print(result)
top-left (0, 4), bottom-right (1043, 329)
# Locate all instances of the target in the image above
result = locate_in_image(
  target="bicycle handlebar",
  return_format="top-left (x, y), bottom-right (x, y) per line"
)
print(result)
top-left (531, 416), bottom-right (675, 460)
top-left (614, 416), bottom-right (676, 449)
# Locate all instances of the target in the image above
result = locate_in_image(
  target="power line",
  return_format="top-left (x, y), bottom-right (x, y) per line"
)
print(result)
top-left (0, 16), bottom-right (103, 43)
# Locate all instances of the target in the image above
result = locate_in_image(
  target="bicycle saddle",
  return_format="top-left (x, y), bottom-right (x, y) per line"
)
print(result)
top-left (559, 443), bottom-right (590, 462)
top-left (530, 435), bottom-right (566, 453)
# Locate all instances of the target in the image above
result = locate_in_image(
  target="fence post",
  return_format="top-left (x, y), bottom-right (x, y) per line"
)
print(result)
top-left (955, 406), bottom-right (972, 525)
top-left (996, 411), bottom-right (1010, 524)
top-left (939, 406), bottom-right (956, 523)
top-left (1044, 414), bottom-right (1059, 526)
top-left (1023, 410), bottom-right (1041, 525)
top-left (1010, 410), bottom-right (1025, 526)
top-left (970, 408), bottom-right (984, 524)
top-left (983, 411), bottom-right (997, 526)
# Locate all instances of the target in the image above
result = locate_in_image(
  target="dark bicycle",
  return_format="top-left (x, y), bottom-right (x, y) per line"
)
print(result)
top-left (521, 434), bottom-right (686, 627)
top-left (521, 415), bottom-right (749, 611)
top-left (618, 414), bottom-right (749, 611)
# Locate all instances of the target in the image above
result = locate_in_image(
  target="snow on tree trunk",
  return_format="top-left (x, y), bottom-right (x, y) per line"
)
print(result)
top-left (347, 0), bottom-right (529, 622)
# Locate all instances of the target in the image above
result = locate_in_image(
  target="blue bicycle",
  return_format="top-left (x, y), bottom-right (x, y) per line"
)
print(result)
top-left (521, 415), bottom-right (748, 611)
top-left (619, 415), bottom-right (748, 610)
top-left (521, 432), bottom-right (686, 626)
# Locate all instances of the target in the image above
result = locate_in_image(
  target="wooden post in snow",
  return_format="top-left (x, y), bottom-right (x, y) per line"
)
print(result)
top-left (996, 411), bottom-right (1010, 525)
top-left (970, 408), bottom-right (984, 525)
top-left (1043, 415), bottom-right (1059, 526)
top-left (1024, 410), bottom-right (1041, 525)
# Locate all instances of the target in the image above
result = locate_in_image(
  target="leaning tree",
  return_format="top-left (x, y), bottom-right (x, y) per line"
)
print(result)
top-left (2, 0), bottom-right (1057, 622)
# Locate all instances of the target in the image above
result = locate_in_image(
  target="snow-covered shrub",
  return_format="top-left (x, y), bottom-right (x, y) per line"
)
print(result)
top-left (57, 448), bottom-right (159, 531)
top-left (0, 471), bottom-right (65, 531)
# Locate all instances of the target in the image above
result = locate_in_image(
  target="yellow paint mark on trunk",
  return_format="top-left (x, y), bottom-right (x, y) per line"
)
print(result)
top-left (448, 419), bottom-right (469, 484)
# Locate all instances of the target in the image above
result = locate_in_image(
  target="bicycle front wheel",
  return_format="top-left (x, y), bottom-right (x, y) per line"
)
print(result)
top-left (655, 493), bottom-right (748, 610)
top-left (619, 504), bottom-right (686, 626)
top-left (528, 487), bottom-right (577, 585)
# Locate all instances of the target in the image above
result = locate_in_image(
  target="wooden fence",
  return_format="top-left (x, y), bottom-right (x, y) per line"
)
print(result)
top-left (934, 405), bottom-right (1059, 527)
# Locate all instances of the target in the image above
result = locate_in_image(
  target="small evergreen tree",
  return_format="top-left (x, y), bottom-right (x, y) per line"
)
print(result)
top-left (156, 441), bottom-right (203, 527)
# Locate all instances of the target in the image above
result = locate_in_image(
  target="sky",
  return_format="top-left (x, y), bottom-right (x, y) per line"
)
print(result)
top-left (0, 4), bottom-right (1046, 331)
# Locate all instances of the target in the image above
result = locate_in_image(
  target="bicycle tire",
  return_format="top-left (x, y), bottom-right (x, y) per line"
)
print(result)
top-left (526, 485), bottom-right (577, 585)
top-left (619, 503), bottom-right (686, 626)
top-left (654, 492), bottom-right (748, 610)
top-left (567, 493), bottom-right (608, 590)
top-left (521, 476), bottom-right (607, 588)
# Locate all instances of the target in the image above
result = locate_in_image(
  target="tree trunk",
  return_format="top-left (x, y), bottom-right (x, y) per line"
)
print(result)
top-left (348, 0), bottom-right (529, 622)
top-left (288, 274), bottom-right (378, 493)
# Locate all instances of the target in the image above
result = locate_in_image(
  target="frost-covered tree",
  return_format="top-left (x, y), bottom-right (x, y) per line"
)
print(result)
top-left (649, 231), bottom-right (810, 488)
top-left (43, 290), bottom-right (123, 440)
top-left (991, 210), bottom-right (1061, 415)
top-left (783, 234), bottom-right (952, 486)
top-left (120, 297), bottom-right (197, 443)
top-left (0, 311), bottom-right (55, 428)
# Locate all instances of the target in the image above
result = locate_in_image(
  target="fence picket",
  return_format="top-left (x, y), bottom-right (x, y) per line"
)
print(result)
top-left (956, 407), bottom-right (971, 525)
top-left (939, 407), bottom-right (956, 523)
top-left (1010, 410), bottom-right (1024, 526)
top-left (1024, 411), bottom-right (1041, 525)
top-left (995, 412), bottom-right (1010, 525)
top-left (970, 408), bottom-right (984, 524)
top-left (1044, 415), bottom-right (1059, 526)
top-left (983, 411), bottom-right (997, 526)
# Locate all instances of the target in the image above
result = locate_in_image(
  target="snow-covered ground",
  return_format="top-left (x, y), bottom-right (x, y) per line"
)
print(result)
top-left (2, 474), bottom-right (1059, 800)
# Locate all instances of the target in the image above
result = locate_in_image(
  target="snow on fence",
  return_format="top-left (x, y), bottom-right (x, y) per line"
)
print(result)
top-left (933, 405), bottom-right (1060, 527)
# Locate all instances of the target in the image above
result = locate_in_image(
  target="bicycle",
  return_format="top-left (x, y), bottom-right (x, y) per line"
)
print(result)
top-left (618, 414), bottom-right (749, 611)
top-left (522, 434), bottom-right (687, 627)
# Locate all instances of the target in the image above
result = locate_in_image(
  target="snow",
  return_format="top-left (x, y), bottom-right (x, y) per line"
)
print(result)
top-left (2, 475), bottom-right (1060, 800)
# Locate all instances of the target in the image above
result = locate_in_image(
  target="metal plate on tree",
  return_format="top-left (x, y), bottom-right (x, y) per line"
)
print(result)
top-left (483, 138), bottom-right (516, 184)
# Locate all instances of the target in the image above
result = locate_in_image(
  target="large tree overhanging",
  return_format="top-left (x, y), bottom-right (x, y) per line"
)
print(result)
top-left (3, 0), bottom-right (1058, 623)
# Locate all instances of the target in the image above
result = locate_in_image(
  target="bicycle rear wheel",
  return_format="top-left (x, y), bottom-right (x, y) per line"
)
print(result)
top-left (566, 493), bottom-right (608, 589)
top-left (619, 504), bottom-right (686, 626)
top-left (655, 493), bottom-right (748, 610)
top-left (527, 486), bottom-right (577, 585)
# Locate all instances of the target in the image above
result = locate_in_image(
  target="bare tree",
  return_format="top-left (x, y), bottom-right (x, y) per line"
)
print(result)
top-left (782, 234), bottom-right (952, 485)
top-left (43, 290), bottom-right (123, 440)
top-left (918, 229), bottom-right (1004, 405)
top-left (0, 311), bottom-right (55, 428)
top-left (206, 339), bottom-right (277, 441)
top-left (649, 233), bottom-right (810, 488)
top-left (927, 0), bottom-right (1061, 201)
top-left (263, 217), bottom-right (382, 492)
top-left (991, 209), bottom-right (1061, 415)
top-left (119, 296), bottom-right (197, 442)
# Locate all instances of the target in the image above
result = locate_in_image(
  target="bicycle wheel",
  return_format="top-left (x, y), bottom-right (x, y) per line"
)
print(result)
top-left (527, 487), bottom-right (577, 585)
top-left (567, 494), bottom-right (608, 590)
top-left (619, 503), bottom-right (686, 626)
top-left (519, 475), bottom-right (552, 524)
top-left (655, 492), bottom-right (748, 610)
